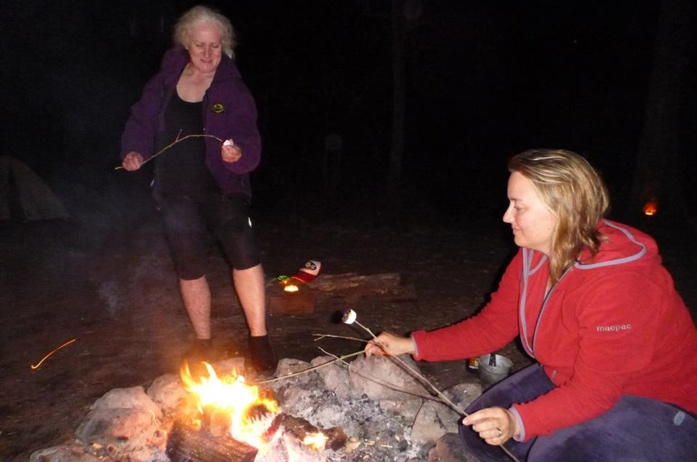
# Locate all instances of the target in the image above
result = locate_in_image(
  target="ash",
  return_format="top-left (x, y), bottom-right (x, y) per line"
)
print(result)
top-left (256, 355), bottom-right (482, 462)
top-left (264, 359), bottom-right (420, 461)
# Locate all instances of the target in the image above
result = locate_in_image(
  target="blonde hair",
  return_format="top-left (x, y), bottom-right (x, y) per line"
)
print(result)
top-left (508, 149), bottom-right (610, 284)
top-left (173, 5), bottom-right (236, 58)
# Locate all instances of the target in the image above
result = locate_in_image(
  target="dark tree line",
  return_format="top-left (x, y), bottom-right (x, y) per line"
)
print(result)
top-left (1, 0), bottom-right (695, 225)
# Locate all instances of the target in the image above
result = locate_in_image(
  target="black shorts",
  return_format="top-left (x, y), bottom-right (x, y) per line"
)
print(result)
top-left (159, 194), bottom-right (261, 280)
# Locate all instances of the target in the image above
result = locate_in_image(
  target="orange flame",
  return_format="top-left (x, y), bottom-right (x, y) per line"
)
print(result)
top-left (180, 362), bottom-right (280, 449)
top-left (284, 284), bottom-right (300, 293)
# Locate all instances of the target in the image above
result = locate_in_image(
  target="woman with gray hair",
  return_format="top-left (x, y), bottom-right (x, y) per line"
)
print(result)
top-left (120, 5), bottom-right (276, 377)
top-left (365, 149), bottom-right (697, 461)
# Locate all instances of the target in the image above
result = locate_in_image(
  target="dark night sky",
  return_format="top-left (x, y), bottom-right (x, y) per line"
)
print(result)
top-left (1, 0), bottom-right (695, 220)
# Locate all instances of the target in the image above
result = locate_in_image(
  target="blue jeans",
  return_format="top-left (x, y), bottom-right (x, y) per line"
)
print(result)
top-left (458, 364), bottom-right (697, 462)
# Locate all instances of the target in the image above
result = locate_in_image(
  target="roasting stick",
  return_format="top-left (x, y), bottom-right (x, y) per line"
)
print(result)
top-left (342, 309), bottom-right (521, 462)
top-left (254, 350), bottom-right (365, 384)
top-left (342, 309), bottom-right (468, 414)
top-left (255, 335), bottom-right (440, 403)
top-left (316, 346), bottom-right (447, 402)
top-left (114, 131), bottom-right (224, 170)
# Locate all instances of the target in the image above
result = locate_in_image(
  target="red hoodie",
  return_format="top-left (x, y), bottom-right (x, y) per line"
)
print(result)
top-left (411, 219), bottom-right (697, 440)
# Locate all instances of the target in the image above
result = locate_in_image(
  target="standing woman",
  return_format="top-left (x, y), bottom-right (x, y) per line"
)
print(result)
top-left (366, 149), bottom-right (697, 461)
top-left (121, 5), bottom-right (276, 376)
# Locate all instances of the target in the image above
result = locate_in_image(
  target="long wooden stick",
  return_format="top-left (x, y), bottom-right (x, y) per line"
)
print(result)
top-left (252, 350), bottom-right (365, 385)
top-left (114, 133), bottom-right (223, 170)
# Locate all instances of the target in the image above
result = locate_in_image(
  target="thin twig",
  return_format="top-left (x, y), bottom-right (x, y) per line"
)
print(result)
top-left (317, 346), bottom-right (356, 368)
top-left (312, 333), bottom-right (368, 343)
top-left (312, 332), bottom-right (467, 408)
top-left (251, 350), bottom-right (364, 385)
top-left (345, 319), bottom-right (468, 416)
top-left (114, 132), bottom-right (224, 170)
top-left (316, 346), bottom-right (440, 401)
top-left (354, 320), bottom-right (378, 338)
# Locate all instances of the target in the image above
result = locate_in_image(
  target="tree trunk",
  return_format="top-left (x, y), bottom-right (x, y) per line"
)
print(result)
top-left (626, 0), bottom-right (692, 226)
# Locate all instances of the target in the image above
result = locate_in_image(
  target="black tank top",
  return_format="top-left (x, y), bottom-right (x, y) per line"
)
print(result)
top-left (157, 92), bottom-right (217, 199)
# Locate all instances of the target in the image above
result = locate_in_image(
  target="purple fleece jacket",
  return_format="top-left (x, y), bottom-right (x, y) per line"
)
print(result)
top-left (121, 47), bottom-right (261, 197)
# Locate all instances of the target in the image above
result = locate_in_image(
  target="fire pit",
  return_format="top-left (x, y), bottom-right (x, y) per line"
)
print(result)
top-left (166, 360), bottom-right (347, 461)
top-left (29, 354), bottom-right (484, 462)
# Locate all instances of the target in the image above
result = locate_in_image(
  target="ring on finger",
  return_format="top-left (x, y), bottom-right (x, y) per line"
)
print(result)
top-left (496, 427), bottom-right (503, 438)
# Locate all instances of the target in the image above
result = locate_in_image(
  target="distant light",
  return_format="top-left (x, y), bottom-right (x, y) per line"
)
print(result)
top-left (643, 200), bottom-right (657, 216)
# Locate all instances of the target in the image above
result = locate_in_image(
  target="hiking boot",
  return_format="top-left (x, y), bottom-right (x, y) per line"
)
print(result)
top-left (248, 335), bottom-right (278, 378)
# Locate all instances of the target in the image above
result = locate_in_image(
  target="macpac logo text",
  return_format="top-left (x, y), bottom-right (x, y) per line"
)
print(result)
top-left (596, 324), bottom-right (632, 332)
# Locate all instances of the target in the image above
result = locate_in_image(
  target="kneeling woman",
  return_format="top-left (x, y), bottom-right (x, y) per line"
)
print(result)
top-left (365, 149), bottom-right (697, 461)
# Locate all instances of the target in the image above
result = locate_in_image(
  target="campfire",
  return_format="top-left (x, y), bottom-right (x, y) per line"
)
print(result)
top-left (178, 362), bottom-right (281, 447)
top-left (168, 361), bottom-right (346, 461)
top-left (28, 306), bottom-right (486, 462)
top-left (30, 349), bottom-right (485, 462)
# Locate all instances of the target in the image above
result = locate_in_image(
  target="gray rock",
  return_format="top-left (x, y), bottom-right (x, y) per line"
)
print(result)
top-left (411, 400), bottom-right (452, 445)
top-left (76, 386), bottom-right (167, 462)
top-left (146, 373), bottom-right (186, 413)
top-left (313, 355), bottom-right (354, 399)
top-left (29, 445), bottom-right (101, 462)
top-left (90, 386), bottom-right (162, 418)
top-left (348, 354), bottom-right (431, 401)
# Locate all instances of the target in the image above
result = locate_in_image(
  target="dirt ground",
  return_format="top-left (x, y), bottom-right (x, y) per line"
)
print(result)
top-left (1, 196), bottom-right (695, 462)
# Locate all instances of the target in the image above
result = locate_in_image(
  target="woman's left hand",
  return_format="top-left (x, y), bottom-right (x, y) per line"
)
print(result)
top-left (221, 141), bottom-right (242, 163)
top-left (462, 407), bottom-right (518, 445)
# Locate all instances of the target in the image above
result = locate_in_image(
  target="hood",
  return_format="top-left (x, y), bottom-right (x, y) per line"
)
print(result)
top-left (575, 219), bottom-right (659, 270)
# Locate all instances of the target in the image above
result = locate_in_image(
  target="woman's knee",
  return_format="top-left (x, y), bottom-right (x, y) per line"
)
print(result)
top-left (528, 397), bottom-right (697, 462)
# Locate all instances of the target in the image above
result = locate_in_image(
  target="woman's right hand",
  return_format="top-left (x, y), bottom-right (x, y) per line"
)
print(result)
top-left (365, 332), bottom-right (415, 358)
top-left (121, 152), bottom-right (144, 171)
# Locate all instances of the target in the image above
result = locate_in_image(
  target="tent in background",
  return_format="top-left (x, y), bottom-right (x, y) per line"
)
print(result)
top-left (0, 156), bottom-right (69, 222)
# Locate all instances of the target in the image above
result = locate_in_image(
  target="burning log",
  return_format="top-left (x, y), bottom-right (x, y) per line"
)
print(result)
top-left (279, 414), bottom-right (347, 451)
top-left (166, 420), bottom-right (258, 462)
